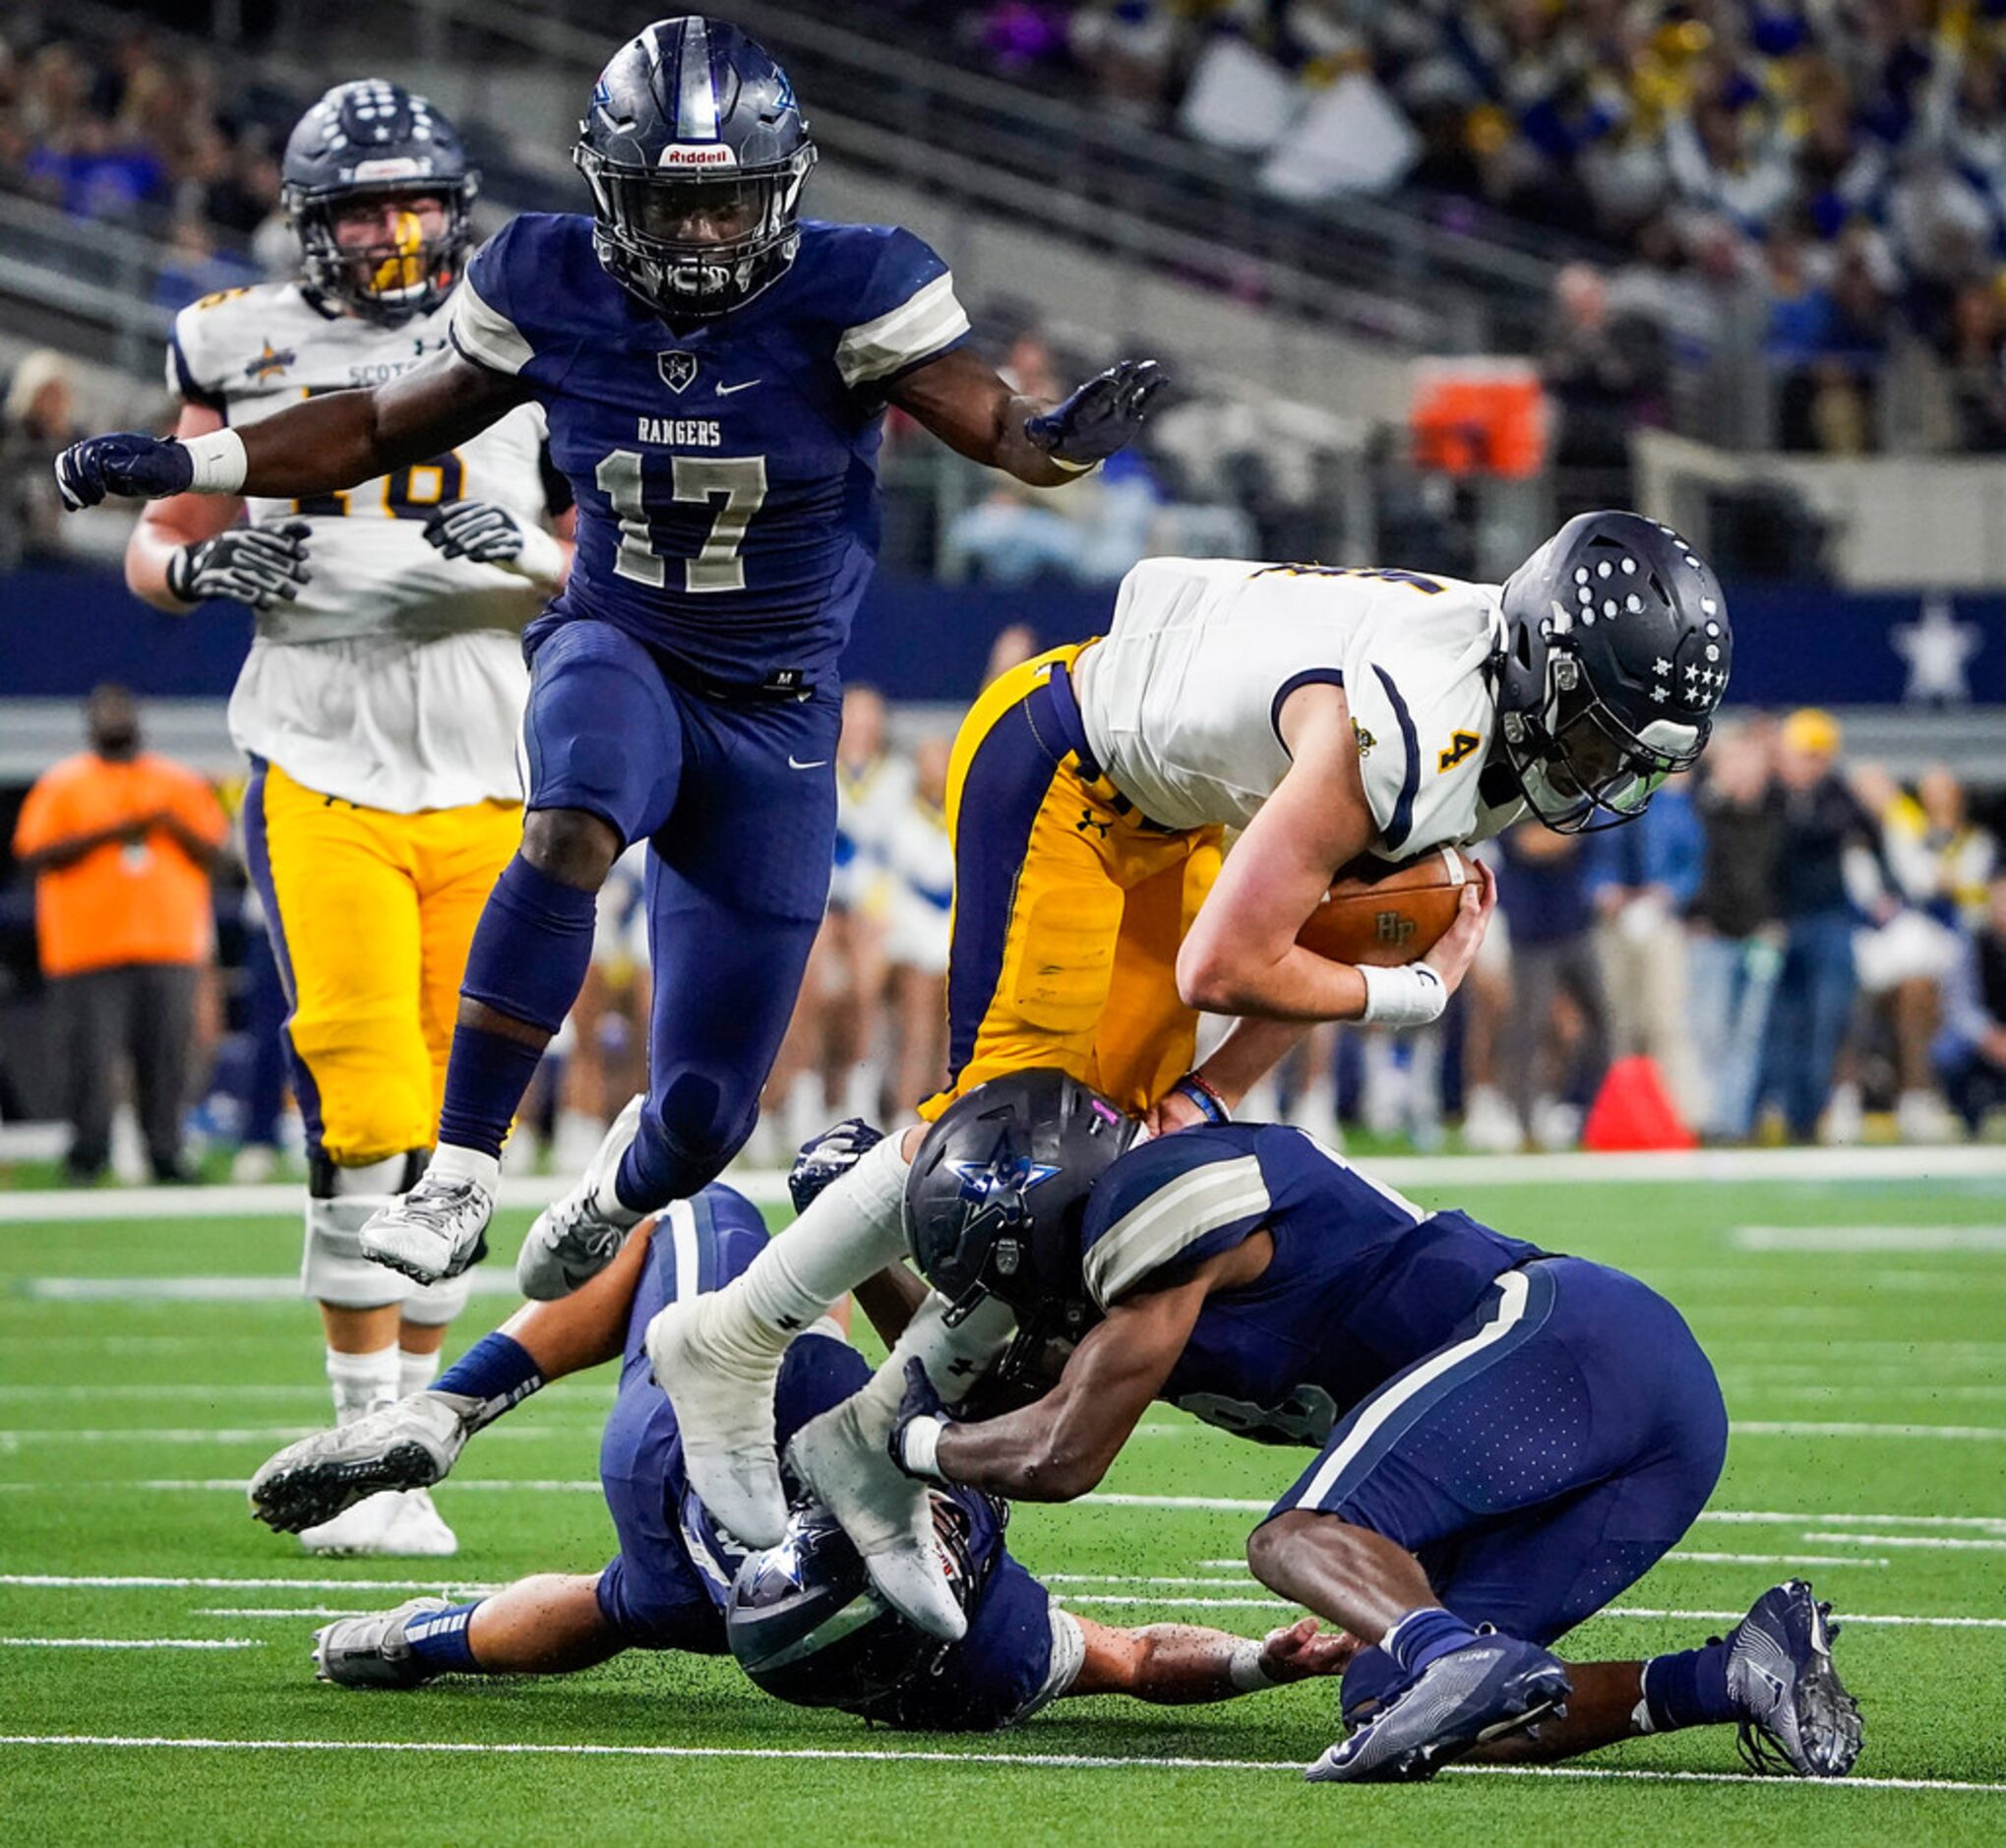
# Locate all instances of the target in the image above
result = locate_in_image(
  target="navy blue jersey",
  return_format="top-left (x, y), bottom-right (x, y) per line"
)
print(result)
top-left (451, 212), bottom-right (969, 689)
top-left (1077, 1126), bottom-right (1548, 1448)
top-left (599, 1184), bottom-right (1070, 1726)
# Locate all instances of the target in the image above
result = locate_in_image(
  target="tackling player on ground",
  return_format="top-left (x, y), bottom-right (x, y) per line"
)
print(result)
top-left (246, 1159), bottom-right (1351, 1725)
top-left (58, 15), bottom-right (1161, 1346)
top-left (123, 81), bottom-right (570, 1556)
top-left (884, 1071), bottom-right (1861, 1784)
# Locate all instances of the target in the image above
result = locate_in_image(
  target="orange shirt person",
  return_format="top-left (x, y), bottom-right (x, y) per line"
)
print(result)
top-left (13, 685), bottom-right (226, 1182)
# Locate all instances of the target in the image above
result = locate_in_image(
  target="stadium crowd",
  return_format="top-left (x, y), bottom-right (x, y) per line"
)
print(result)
top-left (6, 671), bottom-right (2003, 1183)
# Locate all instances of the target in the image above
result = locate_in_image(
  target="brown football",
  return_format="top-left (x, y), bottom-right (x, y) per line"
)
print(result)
top-left (1296, 846), bottom-right (1478, 968)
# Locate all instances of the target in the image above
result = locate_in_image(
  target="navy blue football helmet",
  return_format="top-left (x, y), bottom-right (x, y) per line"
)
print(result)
top-left (726, 1491), bottom-right (998, 1708)
top-left (905, 1070), bottom-right (1136, 1370)
top-left (281, 80), bottom-right (477, 326)
top-left (575, 17), bottom-right (816, 318)
top-left (1494, 511), bottom-right (1732, 833)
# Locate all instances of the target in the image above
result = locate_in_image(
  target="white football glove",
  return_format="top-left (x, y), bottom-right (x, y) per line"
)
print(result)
top-left (165, 519), bottom-right (312, 610)
top-left (423, 498), bottom-right (566, 587)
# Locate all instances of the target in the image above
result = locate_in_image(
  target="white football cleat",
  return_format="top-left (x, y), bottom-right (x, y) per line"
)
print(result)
top-left (517, 1093), bottom-right (647, 1300)
top-left (785, 1396), bottom-right (968, 1642)
top-left (359, 1169), bottom-right (494, 1286)
top-left (297, 1490), bottom-right (402, 1557)
top-left (315, 1596), bottom-right (455, 1688)
top-left (252, 1389), bottom-right (473, 1535)
top-left (645, 1291), bottom-right (789, 1548)
top-left (380, 1487), bottom-right (457, 1558)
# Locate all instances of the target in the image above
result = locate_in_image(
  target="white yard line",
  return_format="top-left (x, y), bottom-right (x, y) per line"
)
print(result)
top-left (1804, 1531), bottom-right (2006, 1552)
top-left (0, 1637), bottom-right (262, 1650)
top-left (0, 1427), bottom-right (600, 1447)
top-left (1730, 1421), bottom-right (2006, 1441)
top-left (0, 1733), bottom-right (1996, 1795)
top-left (1732, 1225), bottom-right (2006, 1252)
top-left (0, 1573), bottom-right (505, 1593)
top-left (3, 1142), bottom-right (2003, 1227)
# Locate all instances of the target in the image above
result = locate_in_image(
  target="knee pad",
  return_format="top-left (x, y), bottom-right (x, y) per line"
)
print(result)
top-left (301, 1195), bottom-right (410, 1311)
top-left (300, 1151), bottom-right (433, 1310)
top-left (628, 1072), bottom-right (759, 1204)
top-left (399, 1268), bottom-right (472, 1327)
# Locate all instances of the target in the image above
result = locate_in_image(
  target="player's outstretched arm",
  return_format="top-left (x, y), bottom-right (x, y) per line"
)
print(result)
top-left (57, 348), bottom-right (528, 510)
top-left (1066, 1614), bottom-right (1358, 1705)
top-left (887, 347), bottom-right (1166, 488)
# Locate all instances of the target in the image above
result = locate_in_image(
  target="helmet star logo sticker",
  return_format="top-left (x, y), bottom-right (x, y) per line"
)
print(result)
top-left (948, 1150), bottom-right (1062, 1228)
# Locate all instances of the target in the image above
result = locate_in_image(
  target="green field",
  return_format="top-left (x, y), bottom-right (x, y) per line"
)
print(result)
top-left (4, 1163), bottom-right (2004, 1844)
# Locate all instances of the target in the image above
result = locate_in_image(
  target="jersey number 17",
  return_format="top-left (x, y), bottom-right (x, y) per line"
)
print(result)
top-left (595, 450), bottom-right (768, 595)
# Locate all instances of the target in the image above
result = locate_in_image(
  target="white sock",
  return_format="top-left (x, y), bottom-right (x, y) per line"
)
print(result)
top-left (425, 1144), bottom-right (501, 1196)
top-left (397, 1348), bottom-right (441, 1399)
top-left (327, 1343), bottom-right (400, 1426)
top-left (732, 1133), bottom-right (914, 1350)
top-left (855, 1291), bottom-right (1017, 1440)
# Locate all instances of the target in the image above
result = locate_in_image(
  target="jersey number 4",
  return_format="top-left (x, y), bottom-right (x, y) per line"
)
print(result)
top-left (595, 450), bottom-right (768, 594)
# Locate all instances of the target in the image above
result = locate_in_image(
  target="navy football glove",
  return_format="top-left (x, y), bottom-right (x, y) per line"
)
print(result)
top-left (166, 520), bottom-right (312, 611)
top-left (887, 1358), bottom-right (954, 1484)
top-left (423, 499), bottom-right (526, 567)
top-left (54, 433), bottom-right (195, 510)
top-left (787, 1117), bottom-right (886, 1215)
top-left (1023, 358), bottom-right (1168, 470)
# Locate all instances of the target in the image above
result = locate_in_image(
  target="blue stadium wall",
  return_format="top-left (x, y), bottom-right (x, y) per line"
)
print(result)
top-left (0, 565), bottom-right (1998, 706)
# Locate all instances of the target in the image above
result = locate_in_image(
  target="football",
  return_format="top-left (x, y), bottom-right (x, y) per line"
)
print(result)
top-left (1296, 845), bottom-right (1478, 967)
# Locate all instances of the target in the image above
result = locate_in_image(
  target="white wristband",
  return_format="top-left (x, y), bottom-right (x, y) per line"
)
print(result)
top-left (181, 427), bottom-right (247, 495)
top-left (899, 1414), bottom-right (947, 1482)
top-left (506, 520), bottom-right (568, 590)
top-left (1227, 1636), bottom-right (1279, 1693)
top-left (1357, 961), bottom-right (1447, 1028)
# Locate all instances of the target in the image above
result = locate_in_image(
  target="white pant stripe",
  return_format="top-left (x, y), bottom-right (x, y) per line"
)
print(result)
top-left (666, 1199), bottom-right (699, 1302)
top-left (1292, 1268), bottom-right (1533, 1511)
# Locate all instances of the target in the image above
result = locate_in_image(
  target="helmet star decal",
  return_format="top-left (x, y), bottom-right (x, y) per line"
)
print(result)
top-left (948, 1148), bottom-right (1061, 1226)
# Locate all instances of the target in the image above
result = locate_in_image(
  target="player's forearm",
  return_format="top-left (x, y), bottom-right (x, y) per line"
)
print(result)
top-left (1193, 1016), bottom-right (1312, 1107)
top-left (232, 390), bottom-right (417, 498)
top-left (932, 1390), bottom-right (1120, 1502)
top-left (1101, 1626), bottom-right (1279, 1704)
top-left (124, 520), bottom-right (195, 612)
top-left (991, 396), bottom-right (1083, 488)
top-left (1179, 937), bottom-right (1370, 1023)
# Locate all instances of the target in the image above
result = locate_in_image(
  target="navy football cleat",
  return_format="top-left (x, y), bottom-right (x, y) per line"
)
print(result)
top-left (1724, 1579), bottom-right (1863, 1777)
top-left (1306, 1629), bottom-right (1571, 1784)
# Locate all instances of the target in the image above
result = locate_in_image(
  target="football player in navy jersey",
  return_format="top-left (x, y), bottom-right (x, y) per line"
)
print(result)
top-left (54, 18), bottom-right (1164, 1306)
top-left (246, 1160), bottom-right (1351, 1724)
top-left (881, 1071), bottom-right (1863, 1785)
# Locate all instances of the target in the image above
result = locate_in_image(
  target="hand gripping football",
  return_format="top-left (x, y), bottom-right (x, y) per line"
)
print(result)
top-left (1296, 846), bottom-right (1477, 968)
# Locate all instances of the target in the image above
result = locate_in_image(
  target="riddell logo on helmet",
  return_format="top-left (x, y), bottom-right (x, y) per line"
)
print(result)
top-left (657, 143), bottom-right (738, 168)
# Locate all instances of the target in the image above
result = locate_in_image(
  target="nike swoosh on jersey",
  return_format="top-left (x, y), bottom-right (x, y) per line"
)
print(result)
top-left (788, 755), bottom-right (829, 770)
top-left (714, 378), bottom-right (762, 397)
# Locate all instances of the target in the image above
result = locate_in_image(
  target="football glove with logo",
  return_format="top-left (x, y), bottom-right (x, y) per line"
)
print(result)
top-left (787, 1117), bottom-right (886, 1215)
top-left (886, 1358), bottom-right (955, 1484)
top-left (1024, 358), bottom-right (1169, 470)
top-left (422, 499), bottom-right (567, 587)
top-left (166, 520), bottom-right (313, 610)
top-left (55, 433), bottom-right (195, 510)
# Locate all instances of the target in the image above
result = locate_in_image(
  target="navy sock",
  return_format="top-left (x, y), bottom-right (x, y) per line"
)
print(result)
top-left (1641, 1640), bottom-right (1733, 1732)
top-left (403, 1601), bottom-right (484, 1676)
top-left (1384, 1606), bottom-right (1481, 1677)
top-left (438, 855), bottom-right (599, 1156)
top-left (432, 1332), bottom-right (543, 1432)
top-left (435, 1024), bottom-right (547, 1160)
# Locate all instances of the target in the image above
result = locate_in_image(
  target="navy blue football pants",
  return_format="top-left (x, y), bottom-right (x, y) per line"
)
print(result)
top-left (519, 618), bottom-right (841, 1207)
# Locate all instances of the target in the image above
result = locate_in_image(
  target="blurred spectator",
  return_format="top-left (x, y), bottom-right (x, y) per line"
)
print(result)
top-left (1588, 776), bottom-right (1706, 1125)
top-left (1752, 708), bottom-right (1876, 1142)
top-left (0, 347), bottom-right (82, 566)
top-left (1542, 261), bottom-right (1670, 512)
top-left (882, 734), bottom-right (954, 1116)
top-left (983, 621), bottom-right (1042, 688)
top-left (10, 685), bottom-right (228, 1183)
top-left (1942, 279), bottom-right (2006, 452)
top-left (1934, 869), bottom-right (2006, 1135)
top-left (1495, 823), bottom-right (1609, 1150)
top-left (1684, 721), bottom-right (1784, 1140)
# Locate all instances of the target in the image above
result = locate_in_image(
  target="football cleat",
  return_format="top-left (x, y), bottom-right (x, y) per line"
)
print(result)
top-left (358, 1171), bottom-right (492, 1286)
top-left (785, 1395), bottom-right (969, 1643)
top-left (296, 1491), bottom-right (403, 1558)
top-left (517, 1093), bottom-right (647, 1300)
top-left (252, 1392), bottom-right (474, 1535)
top-left (314, 1596), bottom-right (455, 1688)
top-left (1724, 1579), bottom-right (1863, 1778)
top-left (379, 1487), bottom-right (457, 1559)
top-left (645, 1290), bottom-right (790, 1548)
top-left (1306, 1630), bottom-right (1571, 1784)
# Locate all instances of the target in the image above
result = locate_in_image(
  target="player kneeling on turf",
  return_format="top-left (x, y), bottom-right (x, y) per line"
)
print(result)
top-left (249, 1160), bottom-right (1352, 1724)
top-left (876, 1070), bottom-right (1862, 1784)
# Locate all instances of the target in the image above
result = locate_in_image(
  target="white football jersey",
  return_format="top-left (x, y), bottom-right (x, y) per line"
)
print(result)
top-left (1073, 557), bottom-right (1524, 856)
top-left (168, 279), bottom-right (554, 813)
